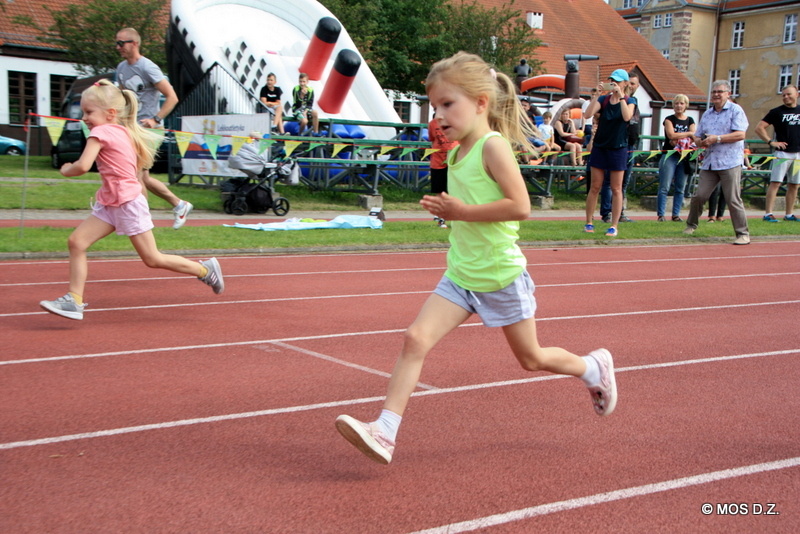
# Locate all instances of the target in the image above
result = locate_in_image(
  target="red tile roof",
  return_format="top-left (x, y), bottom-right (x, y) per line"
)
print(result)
top-left (474, 0), bottom-right (706, 102)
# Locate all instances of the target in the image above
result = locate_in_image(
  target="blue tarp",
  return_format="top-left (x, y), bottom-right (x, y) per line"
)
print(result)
top-left (224, 214), bottom-right (382, 231)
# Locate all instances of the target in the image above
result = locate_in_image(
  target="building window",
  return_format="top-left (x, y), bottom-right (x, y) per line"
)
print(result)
top-left (653, 14), bottom-right (662, 28)
top-left (8, 71), bottom-right (36, 125)
top-left (662, 49), bottom-right (670, 60)
top-left (393, 100), bottom-right (412, 122)
top-left (779, 65), bottom-right (793, 92)
top-left (729, 70), bottom-right (741, 97)
top-left (732, 21), bottom-right (745, 49)
top-left (623, 0), bottom-right (632, 8)
top-left (50, 75), bottom-right (76, 118)
top-left (785, 14), bottom-right (798, 43)
top-left (664, 13), bottom-right (673, 27)
top-left (637, 0), bottom-right (643, 6)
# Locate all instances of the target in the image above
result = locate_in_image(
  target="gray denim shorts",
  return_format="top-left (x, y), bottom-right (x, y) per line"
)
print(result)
top-left (433, 270), bottom-right (536, 327)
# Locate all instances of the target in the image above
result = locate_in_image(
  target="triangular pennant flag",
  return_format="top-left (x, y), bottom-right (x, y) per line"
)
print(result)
top-left (678, 150), bottom-right (690, 163)
top-left (231, 136), bottom-right (248, 156)
top-left (147, 128), bottom-right (166, 151)
top-left (793, 160), bottom-right (800, 175)
top-left (42, 117), bottom-right (67, 146)
top-left (258, 138), bottom-right (274, 154)
top-left (80, 121), bottom-right (90, 138)
top-left (541, 151), bottom-right (557, 157)
top-left (379, 145), bottom-right (394, 156)
top-left (689, 149), bottom-right (703, 161)
top-left (748, 155), bottom-right (763, 167)
top-left (175, 131), bottom-right (192, 157)
top-left (331, 143), bottom-right (348, 157)
top-left (308, 142), bottom-right (325, 151)
top-left (400, 147), bottom-right (417, 157)
top-left (664, 149), bottom-right (677, 161)
top-left (283, 140), bottom-right (302, 157)
top-left (422, 148), bottom-right (438, 160)
top-left (204, 134), bottom-right (221, 160)
top-left (353, 144), bottom-right (371, 156)
top-left (762, 156), bottom-right (775, 164)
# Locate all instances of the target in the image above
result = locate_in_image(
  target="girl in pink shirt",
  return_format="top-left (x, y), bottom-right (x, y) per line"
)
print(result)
top-left (39, 80), bottom-right (224, 321)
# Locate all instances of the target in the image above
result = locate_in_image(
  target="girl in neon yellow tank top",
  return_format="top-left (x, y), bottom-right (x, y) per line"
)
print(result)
top-left (335, 53), bottom-right (618, 466)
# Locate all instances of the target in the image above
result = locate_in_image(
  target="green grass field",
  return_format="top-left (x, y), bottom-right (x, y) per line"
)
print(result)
top-left (2, 156), bottom-right (798, 255)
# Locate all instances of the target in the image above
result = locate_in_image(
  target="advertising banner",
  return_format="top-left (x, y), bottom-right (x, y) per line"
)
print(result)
top-left (180, 114), bottom-right (271, 176)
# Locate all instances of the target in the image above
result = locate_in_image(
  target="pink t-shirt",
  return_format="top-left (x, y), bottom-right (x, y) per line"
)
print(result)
top-left (91, 123), bottom-right (141, 207)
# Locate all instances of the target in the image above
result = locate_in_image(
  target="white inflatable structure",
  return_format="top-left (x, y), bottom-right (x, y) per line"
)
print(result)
top-left (170, 0), bottom-right (401, 138)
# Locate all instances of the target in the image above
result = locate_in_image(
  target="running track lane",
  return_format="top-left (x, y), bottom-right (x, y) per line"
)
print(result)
top-left (1, 242), bottom-right (799, 532)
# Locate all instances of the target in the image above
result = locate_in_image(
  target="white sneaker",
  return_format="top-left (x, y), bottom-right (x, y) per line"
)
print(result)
top-left (173, 201), bottom-right (193, 229)
top-left (587, 349), bottom-right (617, 416)
top-left (733, 234), bottom-right (750, 245)
top-left (335, 414), bottom-right (395, 465)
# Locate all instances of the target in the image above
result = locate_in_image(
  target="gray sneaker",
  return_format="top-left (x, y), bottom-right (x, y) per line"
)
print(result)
top-left (199, 257), bottom-right (224, 294)
top-left (40, 293), bottom-right (85, 320)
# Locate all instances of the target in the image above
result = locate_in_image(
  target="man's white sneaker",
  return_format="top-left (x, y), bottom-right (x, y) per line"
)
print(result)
top-left (587, 348), bottom-right (618, 416)
top-left (335, 414), bottom-right (395, 465)
top-left (173, 201), bottom-right (193, 229)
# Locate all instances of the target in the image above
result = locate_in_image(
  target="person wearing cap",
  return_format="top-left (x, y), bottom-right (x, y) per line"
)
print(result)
top-left (683, 80), bottom-right (750, 245)
top-left (582, 69), bottom-right (635, 237)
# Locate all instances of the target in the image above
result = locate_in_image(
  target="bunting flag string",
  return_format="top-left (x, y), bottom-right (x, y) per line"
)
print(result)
top-left (25, 113), bottom-right (799, 169)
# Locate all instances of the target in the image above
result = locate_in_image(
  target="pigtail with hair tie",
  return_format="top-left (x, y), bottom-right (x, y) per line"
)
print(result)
top-left (489, 68), bottom-right (497, 80)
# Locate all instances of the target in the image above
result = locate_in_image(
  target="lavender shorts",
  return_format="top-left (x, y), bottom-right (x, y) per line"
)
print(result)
top-left (92, 194), bottom-right (154, 236)
top-left (433, 270), bottom-right (537, 327)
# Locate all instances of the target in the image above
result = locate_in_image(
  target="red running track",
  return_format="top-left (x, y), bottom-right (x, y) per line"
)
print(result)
top-left (1, 242), bottom-right (799, 533)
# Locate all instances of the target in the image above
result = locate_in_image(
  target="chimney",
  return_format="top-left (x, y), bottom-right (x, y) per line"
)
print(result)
top-left (526, 12), bottom-right (543, 30)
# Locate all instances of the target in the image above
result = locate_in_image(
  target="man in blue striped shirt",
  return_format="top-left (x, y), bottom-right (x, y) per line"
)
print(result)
top-left (683, 80), bottom-right (750, 245)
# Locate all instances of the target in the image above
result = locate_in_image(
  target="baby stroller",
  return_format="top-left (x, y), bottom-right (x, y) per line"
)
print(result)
top-left (222, 142), bottom-right (295, 216)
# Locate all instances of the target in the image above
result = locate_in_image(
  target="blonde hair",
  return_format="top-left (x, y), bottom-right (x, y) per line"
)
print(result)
top-left (118, 27), bottom-right (141, 44)
top-left (425, 52), bottom-right (538, 155)
top-left (672, 94), bottom-right (689, 106)
top-left (81, 79), bottom-right (160, 170)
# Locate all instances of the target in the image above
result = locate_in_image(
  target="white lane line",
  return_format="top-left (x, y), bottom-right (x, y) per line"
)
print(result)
top-left (272, 341), bottom-right (439, 391)
top-left (409, 456), bottom-right (800, 534)
top-left (4, 274), bottom-right (800, 319)
top-left (4, 301), bottom-right (800, 366)
top-left (1, 348), bottom-right (797, 451)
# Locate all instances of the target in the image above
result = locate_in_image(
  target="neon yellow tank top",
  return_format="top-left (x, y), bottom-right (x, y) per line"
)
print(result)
top-left (444, 132), bottom-right (527, 292)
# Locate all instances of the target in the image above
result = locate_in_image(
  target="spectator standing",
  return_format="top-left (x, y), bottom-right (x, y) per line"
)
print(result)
top-left (259, 73), bottom-right (285, 134)
top-left (656, 94), bottom-right (695, 222)
top-left (428, 114), bottom-right (458, 228)
top-left (600, 72), bottom-right (640, 223)
top-left (754, 85), bottom-right (800, 222)
top-left (583, 69), bottom-right (635, 237)
top-left (683, 80), bottom-right (750, 244)
top-left (115, 28), bottom-right (192, 230)
top-left (291, 73), bottom-right (319, 134)
top-left (513, 58), bottom-right (532, 91)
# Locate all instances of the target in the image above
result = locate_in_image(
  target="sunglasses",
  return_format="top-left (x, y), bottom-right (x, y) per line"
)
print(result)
top-left (115, 40), bottom-right (134, 47)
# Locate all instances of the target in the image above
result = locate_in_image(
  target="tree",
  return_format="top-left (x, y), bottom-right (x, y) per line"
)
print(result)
top-left (441, 0), bottom-right (542, 78)
top-left (320, 0), bottom-right (542, 93)
top-left (13, 0), bottom-right (169, 76)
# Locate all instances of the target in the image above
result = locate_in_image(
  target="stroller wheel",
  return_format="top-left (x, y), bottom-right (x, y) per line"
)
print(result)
top-left (232, 197), bottom-right (248, 216)
top-left (223, 198), bottom-right (234, 214)
top-left (272, 197), bottom-right (290, 216)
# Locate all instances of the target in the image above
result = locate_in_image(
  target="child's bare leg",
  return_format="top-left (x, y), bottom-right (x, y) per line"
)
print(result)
top-left (67, 216), bottom-right (115, 298)
top-left (502, 317), bottom-right (586, 376)
top-left (383, 293), bottom-right (471, 416)
top-left (129, 231), bottom-right (204, 276)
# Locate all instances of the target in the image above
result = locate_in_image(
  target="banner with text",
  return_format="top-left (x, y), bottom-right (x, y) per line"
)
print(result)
top-left (180, 114), bottom-right (272, 177)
